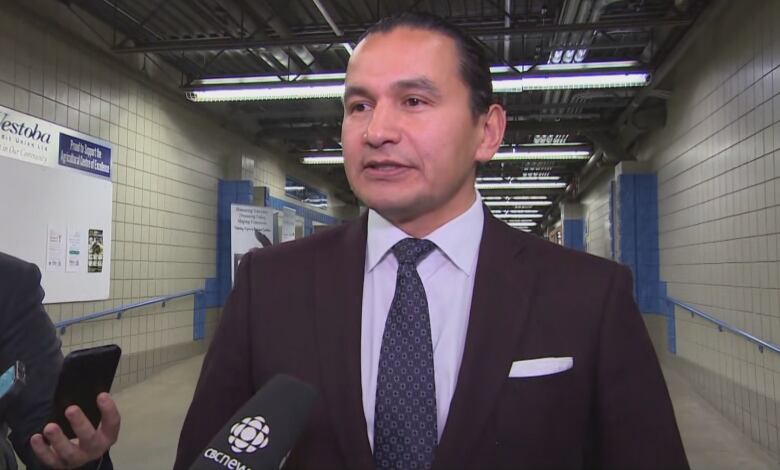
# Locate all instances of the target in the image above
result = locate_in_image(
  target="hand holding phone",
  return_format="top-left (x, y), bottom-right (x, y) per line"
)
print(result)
top-left (29, 345), bottom-right (122, 469)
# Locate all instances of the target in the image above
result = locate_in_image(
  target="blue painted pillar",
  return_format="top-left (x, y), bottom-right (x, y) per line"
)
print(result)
top-left (614, 162), bottom-right (675, 353)
top-left (561, 202), bottom-right (586, 251)
top-left (193, 179), bottom-right (253, 340)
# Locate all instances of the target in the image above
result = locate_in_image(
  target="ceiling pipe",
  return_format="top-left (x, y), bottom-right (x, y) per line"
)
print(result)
top-left (504, 0), bottom-right (511, 62)
top-left (234, 0), bottom-right (322, 72)
top-left (616, 0), bottom-right (727, 139)
top-left (312, 0), bottom-right (343, 36)
top-left (311, 0), bottom-right (352, 58)
top-left (113, 17), bottom-right (695, 53)
top-left (561, 0), bottom-right (625, 116)
top-left (543, 0), bottom-right (582, 110)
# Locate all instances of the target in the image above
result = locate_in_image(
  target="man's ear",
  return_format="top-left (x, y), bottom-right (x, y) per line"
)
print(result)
top-left (474, 104), bottom-right (507, 164)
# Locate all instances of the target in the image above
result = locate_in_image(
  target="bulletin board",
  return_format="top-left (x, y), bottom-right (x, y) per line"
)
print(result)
top-left (0, 105), bottom-right (112, 304)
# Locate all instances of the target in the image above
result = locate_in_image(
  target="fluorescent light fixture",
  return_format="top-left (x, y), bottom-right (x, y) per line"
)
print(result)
top-left (301, 156), bottom-right (344, 165)
top-left (477, 176), bottom-right (560, 182)
top-left (517, 142), bottom-right (584, 147)
top-left (194, 61), bottom-right (639, 86)
top-left (493, 213), bottom-right (543, 219)
top-left (186, 63), bottom-right (648, 102)
top-left (492, 150), bottom-right (590, 161)
top-left (303, 147), bottom-right (343, 153)
top-left (285, 185), bottom-right (306, 191)
top-left (493, 72), bottom-right (649, 92)
top-left (187, 84), bottom-right (345, 102)
top-left (301, 150), bottom-right (588, 165)
top-left (482, 195), bottom-right (548, 201)
top-left (476, 182), bottom-right (567, 190)
top-left (193, 72), bottom-right (347, 86)
top-left (485, 200), bottom-right (553, 207)
top-left (490, 208), bottom-right (541, 214)
top-left (508, 221), bottom-right (537, 227)
top-left (533, 61), bottom-right (645, 72)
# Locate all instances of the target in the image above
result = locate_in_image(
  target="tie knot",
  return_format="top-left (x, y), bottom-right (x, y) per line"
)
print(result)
top-left (391, 238), bottom-right (436, 265)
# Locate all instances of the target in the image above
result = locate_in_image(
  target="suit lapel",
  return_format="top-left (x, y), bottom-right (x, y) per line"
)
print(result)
top-left (313, 215), bottom-right (375, 470)
top-left (433, 211), bottom-right (539, 470)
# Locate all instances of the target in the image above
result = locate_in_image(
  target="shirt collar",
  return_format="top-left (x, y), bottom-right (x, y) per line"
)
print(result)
top-left (365, 194), bottom-right (484, 275)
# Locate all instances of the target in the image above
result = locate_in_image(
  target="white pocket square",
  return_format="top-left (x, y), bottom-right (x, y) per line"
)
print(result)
top-left (508, 357), bottom-right (574, 378)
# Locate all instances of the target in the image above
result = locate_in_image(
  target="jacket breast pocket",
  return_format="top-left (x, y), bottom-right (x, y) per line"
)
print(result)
top-left (491, 369), bottom-right (589, 469)
top-left (495, 367), bottom-right (587, 440)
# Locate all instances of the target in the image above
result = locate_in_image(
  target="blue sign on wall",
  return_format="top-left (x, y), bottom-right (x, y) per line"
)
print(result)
top-left (58, 133), bottom-right (111, 178)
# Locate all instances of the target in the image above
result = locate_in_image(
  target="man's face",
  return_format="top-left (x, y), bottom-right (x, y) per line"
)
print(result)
top-left (341, 27), bottom-right (495, 229)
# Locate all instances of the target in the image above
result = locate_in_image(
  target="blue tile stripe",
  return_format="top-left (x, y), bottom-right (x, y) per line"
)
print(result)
top-left (193, 180), bottom-right (253, 340)
top-left (617, 173), bottom-right (676, 353)
top-left (563, 219), bottom-right (585, 251)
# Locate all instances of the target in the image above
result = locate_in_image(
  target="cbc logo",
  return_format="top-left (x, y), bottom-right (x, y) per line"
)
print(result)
top-left (228, 416), bottom-right (270, 453)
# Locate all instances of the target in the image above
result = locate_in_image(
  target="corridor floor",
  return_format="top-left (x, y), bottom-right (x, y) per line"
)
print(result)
top-left (108, 354), bottom-right (779, 469)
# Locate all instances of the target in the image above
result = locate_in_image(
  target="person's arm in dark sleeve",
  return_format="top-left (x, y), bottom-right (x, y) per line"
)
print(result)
top-left (173, 251), bottom-right (257, 469)
top-left (592, 265), bottom-right (689, 470)
top-left (0, 261), bottom-right (63, 469)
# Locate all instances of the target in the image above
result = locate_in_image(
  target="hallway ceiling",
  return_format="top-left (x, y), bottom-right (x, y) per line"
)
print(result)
top-left (63, 0), bottom-right (714, 232)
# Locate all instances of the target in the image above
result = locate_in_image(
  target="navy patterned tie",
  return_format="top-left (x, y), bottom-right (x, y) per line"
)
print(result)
top-left (374, 238), bottom-right (438, 470)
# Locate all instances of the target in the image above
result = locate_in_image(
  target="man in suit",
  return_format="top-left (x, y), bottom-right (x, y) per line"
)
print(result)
top-left (0, 252), bottom-right (119, 469)
top-left (175, 13), bottom-right (688, 470)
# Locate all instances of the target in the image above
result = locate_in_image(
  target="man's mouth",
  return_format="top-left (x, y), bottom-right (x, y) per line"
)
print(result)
top-left (365, 161), bottom-right (407, 171)
top-left (363, 160), bottom-right (413, 178)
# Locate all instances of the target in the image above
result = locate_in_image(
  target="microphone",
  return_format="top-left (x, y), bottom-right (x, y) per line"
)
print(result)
top-left (189, 374), bottom-right (318, 470)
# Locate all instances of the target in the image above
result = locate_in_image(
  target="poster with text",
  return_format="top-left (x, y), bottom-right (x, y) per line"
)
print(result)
top-left (88, 229), bottom-right (104, 273)
top-left (66, 226), bottom-right (85, 273)
top-left (230, 204), bottom-right (274, 284)
top-left (46, 224), bottom-right (65, 272)
top-left (281, 207), bottom-right (297, 243)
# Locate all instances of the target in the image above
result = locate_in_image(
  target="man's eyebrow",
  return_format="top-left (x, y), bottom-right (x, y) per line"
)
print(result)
top-left (343, 85), bottom-right (372, 103)
top-left (391, 78), bottom-right (442, 98)
top-left (342, 78), bottom-right (442, 102)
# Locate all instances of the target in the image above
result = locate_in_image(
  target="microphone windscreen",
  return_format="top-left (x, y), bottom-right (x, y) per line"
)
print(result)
top-left (189, 374), bottom-right (318, 470)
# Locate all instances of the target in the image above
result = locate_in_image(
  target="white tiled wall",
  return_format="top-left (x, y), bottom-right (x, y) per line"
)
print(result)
top-left (581, 170), bottom-right (614, 259)
top-left (636, 0), bottom-right (780, 456)
top-left (0, 2), bottom-right (356, 386)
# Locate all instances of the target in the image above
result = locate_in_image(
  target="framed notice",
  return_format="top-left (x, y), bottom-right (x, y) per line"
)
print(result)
top-left (230, 204), bottom-right (275, 284)
top-left (0, 104), bottom-right (112, 303)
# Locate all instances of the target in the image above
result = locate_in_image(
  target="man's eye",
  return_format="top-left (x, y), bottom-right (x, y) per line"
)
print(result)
top-left (349, 103), bottom-right (369, 113)
top-left (405, 97), bottom-right (424, 107)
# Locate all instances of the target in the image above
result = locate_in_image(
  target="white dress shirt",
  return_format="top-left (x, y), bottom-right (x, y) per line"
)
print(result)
top-left (361, 196), bottom-right (485, 449)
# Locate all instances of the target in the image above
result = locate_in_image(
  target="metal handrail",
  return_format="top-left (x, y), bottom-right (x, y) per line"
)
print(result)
top-left (666, 296), bottom-right (780, 354)
top-left (54, 289), bottom-right (204, 335)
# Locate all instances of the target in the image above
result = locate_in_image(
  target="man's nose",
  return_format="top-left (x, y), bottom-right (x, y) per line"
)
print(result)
top-left (363, 102), bottom-right (401, 147)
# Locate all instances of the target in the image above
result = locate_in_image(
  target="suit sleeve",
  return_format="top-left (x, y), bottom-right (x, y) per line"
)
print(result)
top-left (0, 261), bottom-right (63, 470)
top-left (173, 252), bottom-right (257, 470)
top-left (592, 265), bottom-right (689, 470)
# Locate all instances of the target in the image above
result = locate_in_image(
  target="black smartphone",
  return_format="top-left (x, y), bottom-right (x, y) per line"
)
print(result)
top-left (0, 361), bottom-right (25, 414)
top-left (51, 344), bottom-right (121, 438)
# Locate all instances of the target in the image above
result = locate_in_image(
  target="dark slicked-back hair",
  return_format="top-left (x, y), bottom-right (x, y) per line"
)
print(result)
top-left (357, 12), bottom-right (493, 119)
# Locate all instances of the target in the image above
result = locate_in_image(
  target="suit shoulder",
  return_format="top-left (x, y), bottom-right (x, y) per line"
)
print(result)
top-left (0, 252), bottom-right (41, 286)
top-left (0, 253), bottom-right (43, 317)
top-left (512, 229), bottom-right (625, 277)
top-left (243, 220), bottom-right (355, 264)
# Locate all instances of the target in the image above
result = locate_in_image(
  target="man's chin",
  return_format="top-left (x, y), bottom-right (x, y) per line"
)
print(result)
top-left (364, 198), bottom-right (424, 223)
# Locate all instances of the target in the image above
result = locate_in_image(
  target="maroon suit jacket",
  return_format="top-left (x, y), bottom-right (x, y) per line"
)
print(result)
top-left (174, 211), bottom-right (688, 470)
